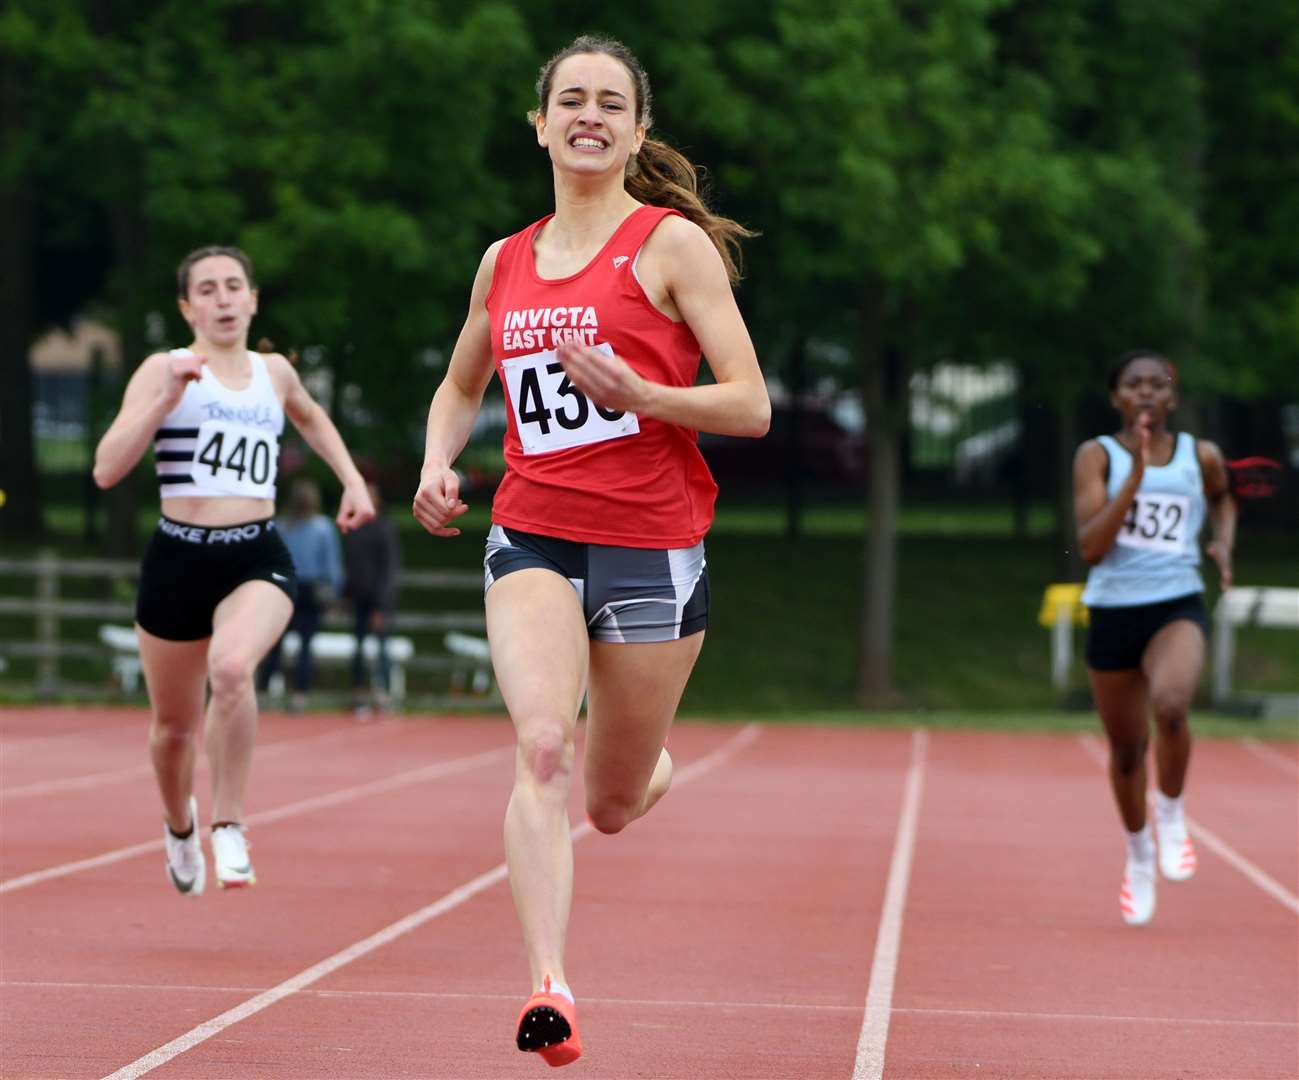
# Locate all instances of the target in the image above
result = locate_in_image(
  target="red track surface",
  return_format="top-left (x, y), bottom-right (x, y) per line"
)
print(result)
top-left (1, 707), bottom-right (1295, 1079)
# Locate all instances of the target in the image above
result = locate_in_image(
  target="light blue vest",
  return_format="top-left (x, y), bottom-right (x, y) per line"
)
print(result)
top-left (1082, 431), bottom-right (1206, 608)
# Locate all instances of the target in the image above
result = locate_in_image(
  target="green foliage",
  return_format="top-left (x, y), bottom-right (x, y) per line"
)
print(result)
top-left (10, 1), bottom-right (1298, 689)
top-left (1199, 0), bottom-right (1299, 396)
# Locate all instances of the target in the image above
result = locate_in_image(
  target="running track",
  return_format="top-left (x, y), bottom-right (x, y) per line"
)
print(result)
top-left (1, 707), bottom-right (1295, 1079)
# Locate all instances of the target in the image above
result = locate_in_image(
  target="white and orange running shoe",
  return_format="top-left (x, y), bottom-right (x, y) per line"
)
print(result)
top-left (1157, 818), bottom-right (1197, 882)
top-left (1120, 858), bottom-right (1156, 926)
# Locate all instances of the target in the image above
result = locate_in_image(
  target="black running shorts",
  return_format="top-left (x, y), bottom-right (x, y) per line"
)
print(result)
top-left (135, 516), bottom-right (297, 641)
top-left (483, 525), bottom-right (708, 643)
top-left (1084, 592), bottom-right (1209, 672)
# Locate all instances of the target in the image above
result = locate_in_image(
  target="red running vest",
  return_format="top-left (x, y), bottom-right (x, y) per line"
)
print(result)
top-left (486, 205), bottom-right (718, 547)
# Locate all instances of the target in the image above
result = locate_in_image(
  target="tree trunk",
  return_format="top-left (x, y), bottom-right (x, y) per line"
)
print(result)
top-left (1053, 388), bottom-right (1082, 581)
top-left (784, 333), bottom-right (807, 541)
top-left (0, 49), bottom-right (43, 540)
top-left (103, 200), bottom-right (148, 557)
top-left (858, 322), bottom-right (906, 706)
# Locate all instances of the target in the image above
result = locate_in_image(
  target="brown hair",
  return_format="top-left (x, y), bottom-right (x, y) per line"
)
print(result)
top-left (176, 245), bottom-right (256, 298)
top-left (533, 35), bottom-right (755, 284)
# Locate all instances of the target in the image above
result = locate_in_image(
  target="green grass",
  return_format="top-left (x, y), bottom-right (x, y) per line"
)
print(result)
top-left (6, 494), bottom-right (1297, 732)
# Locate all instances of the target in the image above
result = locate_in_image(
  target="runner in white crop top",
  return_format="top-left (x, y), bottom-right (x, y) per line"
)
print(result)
top-left (152, 347), bottom-right (285, 501)
top-left (92, 244), bottom-right (374, 895)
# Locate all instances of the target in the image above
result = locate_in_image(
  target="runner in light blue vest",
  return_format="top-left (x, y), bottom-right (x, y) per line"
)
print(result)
top-left (1072, 350), bottom-right (1237, 927)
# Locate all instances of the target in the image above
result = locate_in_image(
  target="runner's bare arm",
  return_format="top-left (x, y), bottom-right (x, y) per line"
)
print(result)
top-left (273, 355), bottom-right (374, 531)
top-left (557, 218), bottom-right (769, 438)
top-left (93, 352), bottom-right (203, 489)
top-left (413, 242), bottom-right (502, 538)
top-left (1199, 439), bottom-right (1237, 587)
top-left (1073, 439), bottom-right (1140, 565)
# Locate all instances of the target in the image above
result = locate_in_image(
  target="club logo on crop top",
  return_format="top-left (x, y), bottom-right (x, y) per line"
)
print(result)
top-left (199, 401), bottom-right (280, 429)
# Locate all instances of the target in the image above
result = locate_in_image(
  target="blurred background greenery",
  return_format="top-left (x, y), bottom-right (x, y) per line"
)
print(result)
top-left (3, 0), bottom-right (1296, 720)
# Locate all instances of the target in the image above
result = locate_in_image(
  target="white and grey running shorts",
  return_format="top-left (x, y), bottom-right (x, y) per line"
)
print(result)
top-left (483, 524), bottom-right (708, 643)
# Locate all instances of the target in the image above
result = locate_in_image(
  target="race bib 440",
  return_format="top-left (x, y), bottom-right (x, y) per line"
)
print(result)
top-left (1117, 493), bottom-right (1190, 554)
top-left (502, 343), bottom-right (640, 456)
top-left (192, 419), bottom-right (278, 499)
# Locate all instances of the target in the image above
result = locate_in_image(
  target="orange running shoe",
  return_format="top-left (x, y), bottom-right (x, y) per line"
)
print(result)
top-left (516, 977), bottom-right (582, 1067)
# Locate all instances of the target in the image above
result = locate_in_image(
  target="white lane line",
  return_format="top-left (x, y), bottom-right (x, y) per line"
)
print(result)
top-left (1241, 736), bottom-right (1299, 777)
top-left (99, 723), bottom-right (761, 1080)
top-left (891, 1006), bottom-right (1297, 1029)
top-left (8, 980), bottom-right (1296, 1029)
top-left (853, 728), bottom-right (928, 1080)
top-left (1077, 734), bottom-right (1299, 916)
top-left (1077, 732), bottom-right (1106, 768)
top-left (4, 761), bottom-right (157, 798)
top-left (2, 724), bottom-right (386, 800)
top-left (0, 721), bottom-right (140, 755)
top-left (1186, 817), bottom-right (1299, 915)
top-left (0, 746), bottom-right (512, 894)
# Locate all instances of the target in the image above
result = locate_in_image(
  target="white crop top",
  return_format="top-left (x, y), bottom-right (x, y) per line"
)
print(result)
top-left (154, 349), bottom-right (285, 500)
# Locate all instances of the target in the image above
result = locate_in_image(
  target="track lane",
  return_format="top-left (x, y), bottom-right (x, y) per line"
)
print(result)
top-left (883, 730), bottom-right (1298, 1079)
top-left (117, 725), bottom-right (915, 1079)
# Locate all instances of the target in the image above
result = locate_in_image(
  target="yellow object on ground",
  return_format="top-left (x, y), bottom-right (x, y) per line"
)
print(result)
top-left (1038, 582), bottom-right (1089, 627)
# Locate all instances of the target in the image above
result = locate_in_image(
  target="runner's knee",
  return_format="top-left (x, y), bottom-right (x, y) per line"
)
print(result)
top-left (207, 648), bottom-right (257, 702)
top-left (1150, 691), bottom-right (1191, 735)
top-left (149, 714), bottom-right (198, 752)
top-left (585, 794), bottom-right (637, 835)
top-left (516, 723), bottom-right (573, 786)
top-left (1110, 737), bottom-right (1148, 776)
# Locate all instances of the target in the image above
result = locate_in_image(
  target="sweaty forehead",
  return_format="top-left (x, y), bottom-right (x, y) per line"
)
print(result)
top-left (551, 53), bottom-right (635, 98)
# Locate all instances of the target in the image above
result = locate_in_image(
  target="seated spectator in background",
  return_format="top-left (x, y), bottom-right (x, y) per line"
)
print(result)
top-left (258, 478), bottom-right (343, 710)
top-left (344, 481), bottom-right (402, 716)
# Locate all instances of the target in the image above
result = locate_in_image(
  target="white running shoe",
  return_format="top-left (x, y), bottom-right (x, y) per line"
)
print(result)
top-left (212, 824), bottom-right (256, 889)
top-left (164, 796), bottom-right (205, 897)
top-left (1157, 818), bottom-right (1197, 881)
top-left (1120, 858), bottom-right (1156, 926)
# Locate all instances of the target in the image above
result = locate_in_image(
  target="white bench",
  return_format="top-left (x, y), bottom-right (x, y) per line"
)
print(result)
top-left (275, 631), bottom-right (415, 703)
top-left (1212, 587), bottom-right (1299, 705)
top-left (98, 625), bottom-right (415, 704)
top-left (99, 624), bottom-right (145, 692)
top-left (443, 631), bottom-right (493, 694)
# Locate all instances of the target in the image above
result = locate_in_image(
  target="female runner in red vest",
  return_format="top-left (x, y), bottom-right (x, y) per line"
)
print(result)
top-left (413, 34), bottom-right (770, 1066)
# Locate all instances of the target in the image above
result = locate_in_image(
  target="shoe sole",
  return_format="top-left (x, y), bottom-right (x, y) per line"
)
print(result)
top-left (517, 997), bottom-right (582, 1066)
top-left (216, 874), bottom-right (256, 889)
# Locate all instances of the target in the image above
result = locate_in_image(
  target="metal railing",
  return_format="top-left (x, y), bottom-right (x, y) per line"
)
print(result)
top-left (0, 552), bottom-right (490, 700)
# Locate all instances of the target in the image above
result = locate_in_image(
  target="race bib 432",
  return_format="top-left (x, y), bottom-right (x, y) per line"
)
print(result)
top-left (1117, 493), bottom-right (1190, 554)
top-left (502, 343), bottom-right (640, 456)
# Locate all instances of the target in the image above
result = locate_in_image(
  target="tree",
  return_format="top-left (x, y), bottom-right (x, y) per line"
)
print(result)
top-left (1200, 0), bottom-right (1299, 400)
top-left (7, 0), bottom-right (536, 548)
top-left (720, 0), bottom-right (1124, 702)
top-left (949, 0), bottom-right (1208, 574)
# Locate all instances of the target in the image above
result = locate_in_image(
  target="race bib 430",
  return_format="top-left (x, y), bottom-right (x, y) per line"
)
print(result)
top-left (192, 419), bottom-right (278, 499)
top-left (1117, 493), bottom-right (1190, 554)
top-left (502, 343), bottom-right (640, 456)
